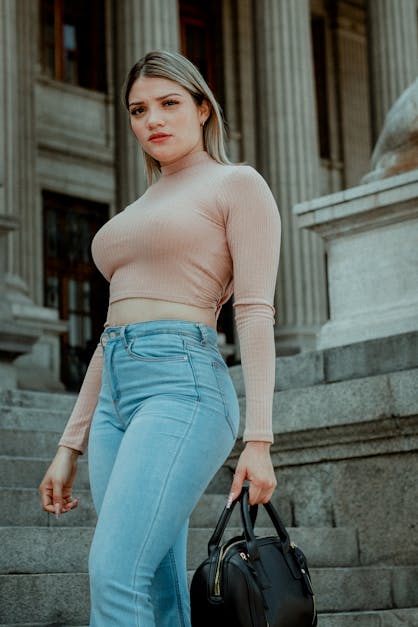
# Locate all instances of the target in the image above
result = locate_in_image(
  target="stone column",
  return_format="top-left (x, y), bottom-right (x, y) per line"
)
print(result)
top-left (0, 1), bottom-right (38, 388)
top-left (367, 0), bottom-right (418, 142)
top-left (113, 0), bottom-right (180, 210)
top-left (254, 0), bottom-right (328, 354)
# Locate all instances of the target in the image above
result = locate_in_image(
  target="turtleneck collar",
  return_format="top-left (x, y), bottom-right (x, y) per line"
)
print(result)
top-left (160, 150), bottom-right (211, 176)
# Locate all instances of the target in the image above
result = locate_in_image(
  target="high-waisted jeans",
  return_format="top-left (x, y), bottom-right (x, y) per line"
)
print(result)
top-left (87, 319), bottom-right (240, 627)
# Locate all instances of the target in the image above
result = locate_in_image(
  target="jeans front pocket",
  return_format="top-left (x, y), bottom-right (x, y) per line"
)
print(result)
top-left (125, 334), bottom-right (189, 363)
top-left (211, 360), bottom-right (239, 440)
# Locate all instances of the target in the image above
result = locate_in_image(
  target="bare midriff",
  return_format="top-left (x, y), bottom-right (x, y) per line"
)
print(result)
top-left (106, 297), bottom-right (217, 331)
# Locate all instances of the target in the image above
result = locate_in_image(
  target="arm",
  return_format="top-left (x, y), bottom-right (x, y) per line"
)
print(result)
top-left (39, 341), bottom-right (103, 516)
top-left (219, 166), bottom-right (281, 504)
top-left (58, 341), bottom-right (104, 454)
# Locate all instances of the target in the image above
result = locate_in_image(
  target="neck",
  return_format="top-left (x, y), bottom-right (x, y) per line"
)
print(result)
top-left (160, 150), bottom-right (210, 176)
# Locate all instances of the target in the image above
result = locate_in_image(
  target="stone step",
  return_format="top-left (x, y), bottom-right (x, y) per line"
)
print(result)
top-left (1, 608), bottom-right (418, 627)
top-left (0, 429), bottom-right (62, 457)
top-left (0, 488), bottom-right (96, 527)
top-left (2, 567), bottom-right (418, 623)
top-left (0, 456), bottom-right (90, 488)
top-left (0, 488), bottom-right (293, 528)
top-left (320, 608), bottom-right (418, 626)
top-left (0, 525), bottom-right (359, 574)
top-left (0, 389), bottom-right (76, 412)
top-left (0, 405), bottom-right (70, 432)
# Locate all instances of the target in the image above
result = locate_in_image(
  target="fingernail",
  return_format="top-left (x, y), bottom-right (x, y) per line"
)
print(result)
top-left (226, 492), bottom-right (235, 509)
top-left (54, 503), bottom-right (61, 520)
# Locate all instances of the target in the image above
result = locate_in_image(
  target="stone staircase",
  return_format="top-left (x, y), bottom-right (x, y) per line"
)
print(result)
top-left (1, 389), bottom-right (418, 626)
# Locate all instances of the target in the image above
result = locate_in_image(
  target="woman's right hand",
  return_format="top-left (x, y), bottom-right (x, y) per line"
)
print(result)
top-left (39, 445), bottom-right (80, 518)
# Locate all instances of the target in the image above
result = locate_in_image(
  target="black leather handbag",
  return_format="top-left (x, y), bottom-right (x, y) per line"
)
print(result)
top-left (190, 486), bottom-right (317, 627)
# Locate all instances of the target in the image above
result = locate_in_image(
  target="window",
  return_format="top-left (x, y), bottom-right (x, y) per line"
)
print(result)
top-left (179, 0), bottom-right (225, 105)
top-left (40, 0), bottom-right (107, 92)
top-left (43, 192), bottom-right (108, 390)
top-left (311, 15), bottom-right (331, 160)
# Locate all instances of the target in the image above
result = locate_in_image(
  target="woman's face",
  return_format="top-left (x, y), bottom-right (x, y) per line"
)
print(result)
top-left (128, 76), bottom-right (210, 167)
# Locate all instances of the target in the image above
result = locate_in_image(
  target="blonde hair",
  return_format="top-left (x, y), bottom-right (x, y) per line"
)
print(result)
top-left (123, 50), bottom-right (232, 184)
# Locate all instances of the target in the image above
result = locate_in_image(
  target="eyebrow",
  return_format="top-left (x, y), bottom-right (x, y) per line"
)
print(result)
top-left (128, 93), bottom-right (183, 108)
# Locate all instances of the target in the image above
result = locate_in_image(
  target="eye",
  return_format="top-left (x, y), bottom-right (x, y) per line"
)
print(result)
top-left (130, 106), bottom-right (145, 116)
top-left (163, 99), bottom-right (179, 107)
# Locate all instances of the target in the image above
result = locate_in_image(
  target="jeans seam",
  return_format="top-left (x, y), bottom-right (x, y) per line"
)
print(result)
top-left (211, 361), bottom-right (237, 439)
top-left (168, 548), bottom-right (187, 627)
top-left (132, 399), bottom-right (200, 625)
top-left (182, 342), bottom-right (201, 403)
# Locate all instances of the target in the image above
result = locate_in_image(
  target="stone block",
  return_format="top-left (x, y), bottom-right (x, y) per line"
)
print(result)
top-left (0, 388), bottom-right (76, 411)
top-left (0, 405), bottom-right (71, 431)
top-left (389, 369), bottom-right (418, 417)
top-left (275, 349), bottom-right (325, 390)
top-left (0, 488), bottom-right (96, 527)
top-left (0, 429), bottom-right (62, 457)
top-left (295, 169), bottom-right (418, 348)
top-left (0, 573), bottom-right (90, 624)
top-left (311, 566), bottom-right (393, 612)
top-left (320, 608), bottom-right (418, 627)
top-left (332, 454), bottom-right (418, 566)
top-left (272, 374), bottom-right (391, 434)
top-left (325, 332), bottom-right (418, 383)
top-left (0, 456), bottom-right (90, 489)
top-left (392, 566), bottom-right (418, 608)
top-left (230, 348), bottom-right (325, 396)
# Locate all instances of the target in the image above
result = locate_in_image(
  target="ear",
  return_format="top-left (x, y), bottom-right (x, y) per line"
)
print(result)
top-left (199, 99), bottom-right (211, 125)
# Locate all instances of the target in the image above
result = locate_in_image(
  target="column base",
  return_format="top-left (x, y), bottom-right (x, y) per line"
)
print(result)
top-left (0, 318), bottom-right (39, 389)
top-left (274, 324), bottom-right (322, 355)
top-left (5, 273), bottom-right (67, 391)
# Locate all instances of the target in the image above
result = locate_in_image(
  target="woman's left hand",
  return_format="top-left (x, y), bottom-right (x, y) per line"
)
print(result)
top-left (227, 441), bottom-right (277, 506)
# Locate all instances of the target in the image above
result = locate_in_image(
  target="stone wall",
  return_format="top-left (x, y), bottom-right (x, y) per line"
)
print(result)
top-left (216, 331), bottom-right (418, 568)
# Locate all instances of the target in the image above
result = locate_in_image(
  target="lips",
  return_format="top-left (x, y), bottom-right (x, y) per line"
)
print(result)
top-left (148, 133), bottom-right (171, 142)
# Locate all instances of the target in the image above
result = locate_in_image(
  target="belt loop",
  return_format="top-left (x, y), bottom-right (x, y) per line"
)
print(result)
top-left (120, 324), bottom-right (128, 348)
top-left (195, 322), bottom-right (208, 346)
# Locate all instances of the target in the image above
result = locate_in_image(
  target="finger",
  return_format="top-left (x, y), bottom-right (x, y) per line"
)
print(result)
top-left (39, 484), bottom-right (55, 512)
top-left (52, 480), bottom-right (64, 519)
top-left (62, 497), bottom-right (79, 513)
top-left (248, 484), bottom-right (263, 506)
top-left (227, 469), bottom-right (245, 508)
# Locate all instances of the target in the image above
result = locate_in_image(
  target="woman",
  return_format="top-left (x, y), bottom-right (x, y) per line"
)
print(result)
top-left (39, 50), bottom-right (281, 626)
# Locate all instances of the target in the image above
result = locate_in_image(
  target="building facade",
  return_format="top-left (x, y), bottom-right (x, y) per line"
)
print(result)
top-left (1, 0), bottom-right (417, 391)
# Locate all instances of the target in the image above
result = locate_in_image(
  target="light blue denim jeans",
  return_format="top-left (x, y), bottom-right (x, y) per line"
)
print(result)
top-left (87, 320), bottom-right (240, 627)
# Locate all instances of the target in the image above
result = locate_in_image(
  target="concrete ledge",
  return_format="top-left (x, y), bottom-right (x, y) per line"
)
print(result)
top-left (230, 331), bottom-right (418, 396)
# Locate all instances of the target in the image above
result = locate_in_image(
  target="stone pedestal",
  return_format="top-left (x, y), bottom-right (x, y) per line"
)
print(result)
top-left (293, 169), bottom-right (418, 349)
top-left (0, 217), bottom-right (38, 389)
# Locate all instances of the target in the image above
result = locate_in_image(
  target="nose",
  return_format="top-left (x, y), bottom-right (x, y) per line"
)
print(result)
top-left (146, 108), bottom-right (165, 129)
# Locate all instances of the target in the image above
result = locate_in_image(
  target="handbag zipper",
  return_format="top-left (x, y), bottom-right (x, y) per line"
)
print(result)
top-left (214, 540), bottom-right (244, 596)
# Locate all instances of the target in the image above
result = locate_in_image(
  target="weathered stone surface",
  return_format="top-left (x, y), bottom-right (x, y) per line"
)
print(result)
top-left (331, 455), bottom-right (418, 567)
top-left (0, 573), bottom-right (90, 624)
top-left (325, 332), bottom-right (418, 383)
top-left (0, 455), bottom-right (90, 488)
top-left (294, 169), bottom-right (418, 348)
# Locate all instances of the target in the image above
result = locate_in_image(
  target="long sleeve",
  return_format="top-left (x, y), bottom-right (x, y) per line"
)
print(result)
top-left (58, 342), bottom-right (103, 454)
top-left (219, 166), bottom-right (281, 443)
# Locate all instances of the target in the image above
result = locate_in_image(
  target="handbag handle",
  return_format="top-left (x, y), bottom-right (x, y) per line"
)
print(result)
top-left (207, 485), bottom-right (289, 558)
top-left (240, 486), bottom-right (291, 560)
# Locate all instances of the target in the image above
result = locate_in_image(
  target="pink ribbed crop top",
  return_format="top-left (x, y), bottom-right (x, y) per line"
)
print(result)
top-left (58, 151), bottom-right (281, 453)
